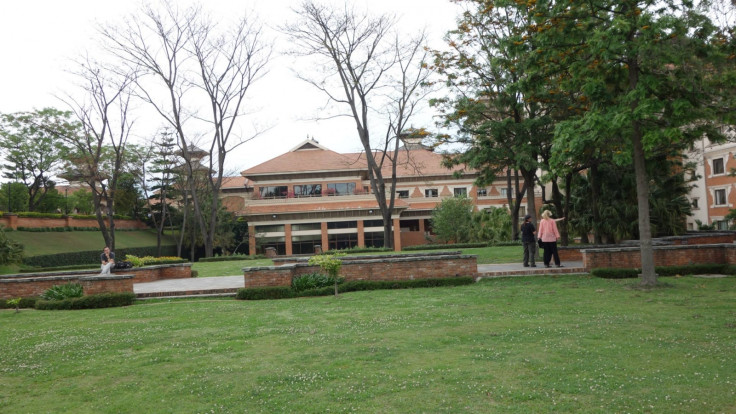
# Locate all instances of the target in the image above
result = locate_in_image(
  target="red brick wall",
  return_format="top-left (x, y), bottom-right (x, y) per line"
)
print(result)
top-left (582, 244), bottom-right (735, 270)
top-left (400, 231), bottom-right (427, 248)
top-left (244, 255), bottom-right (477, 288)
top-left (80, 276), bottom-right (134, 295)
top-left (1, 275), bottom-right (134, 299)
top-left (560, 232), bottom-right (736, 263)
top-left (0, 264), bottom-right (191, 299)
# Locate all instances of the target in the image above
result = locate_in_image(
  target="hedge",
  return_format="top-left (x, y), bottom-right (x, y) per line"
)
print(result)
top-left (1, 297), bottom-right (39, 309)
top-left (16, 227), bottom-right (139, 232)
top-left (23, 245), bottom-right (178, 267)
top-left (34, 292), bottom-right (136, 310)
top-left (198, 254), bottom-right (266, 263)
top-left (13, 212), bottom-right (133, 220)
top-left (19, 264), bottom-right (100, 273)
top-left (591, 263), bottom-right (736, 279)
top-left (235, 276), bottom-right (475, 300)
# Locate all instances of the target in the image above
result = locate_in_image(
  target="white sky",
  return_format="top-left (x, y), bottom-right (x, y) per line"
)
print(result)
top-left (0, 0), bottom-right (462, 175)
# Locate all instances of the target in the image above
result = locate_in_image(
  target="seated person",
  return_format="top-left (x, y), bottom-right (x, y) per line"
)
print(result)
top-left (100, 246), bottom-right (115, 274)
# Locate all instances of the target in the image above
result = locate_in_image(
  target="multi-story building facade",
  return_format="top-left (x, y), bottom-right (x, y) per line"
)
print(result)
top-left (220, 139), bottom-right (540, 255)
top-left (686, 136), bottom-right (736, 230)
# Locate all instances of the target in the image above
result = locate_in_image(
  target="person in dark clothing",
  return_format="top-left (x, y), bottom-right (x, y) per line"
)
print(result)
top-left (520, 214), bottom-right (537, 267)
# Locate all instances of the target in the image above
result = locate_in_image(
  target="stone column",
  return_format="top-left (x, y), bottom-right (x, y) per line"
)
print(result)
top-left (392, 218), bottom-right (402, 252)
top-left (285, 223), bottom-right (293, 256)
top-left (357, 220), bottom-right (365, 247)
top-left (249, 225), bottom-right (257, 256)
top-left (321, 222), bottom-right (329, 252)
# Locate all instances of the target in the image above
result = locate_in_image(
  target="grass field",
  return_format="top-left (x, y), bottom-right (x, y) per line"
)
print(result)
top-left (2, 275), bottom-right (735, 413)
top-left (7, 229), bottom-right (178, 256)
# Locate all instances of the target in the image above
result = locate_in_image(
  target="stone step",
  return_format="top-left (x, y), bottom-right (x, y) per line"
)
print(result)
top-left (136, 287), bottom-right (240, 299)
top-left (478, 267), bottom-right (588, 278)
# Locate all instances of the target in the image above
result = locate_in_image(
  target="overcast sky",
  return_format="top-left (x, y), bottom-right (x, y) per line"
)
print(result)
top-left (0, 0), bottom-right (463, 175)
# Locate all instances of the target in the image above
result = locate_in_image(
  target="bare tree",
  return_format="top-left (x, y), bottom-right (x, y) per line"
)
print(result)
top-left (285, 1), bottom-right (433, 249)
top-left (60, 57), bottom-right (135, 250)
top-left (99, 1), bottom-right (271, 257)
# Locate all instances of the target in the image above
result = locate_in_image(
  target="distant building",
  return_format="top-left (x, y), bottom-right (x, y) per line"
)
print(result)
top-left (220, 139), bottom-right (540, 255)
top-left (686, 133), bottom-right (736, 230)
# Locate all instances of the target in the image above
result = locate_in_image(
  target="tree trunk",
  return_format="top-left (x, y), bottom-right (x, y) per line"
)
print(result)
top-left (589, 164), bottom-right (603, 244)
top-left (632, 125), bottom-right (656, 286)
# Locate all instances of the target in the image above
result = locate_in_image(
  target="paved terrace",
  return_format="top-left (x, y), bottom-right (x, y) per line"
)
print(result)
top-left (134, 261), bottom-right (586, 299)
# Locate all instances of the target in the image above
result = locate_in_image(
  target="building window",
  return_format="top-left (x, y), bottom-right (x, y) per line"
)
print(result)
top-left (425, 188), bottom-right (438, 198)
top-left (259, 186), bottom-right (288, 199)
top-left (500, 188), bottom-right (508, 197)
top-left (326, 182), bottom-right (356, 195)
top-left (716, 220), bottom-right (730, 230)
top-left (291, 234), bottom-right (322, 255)
top-left (292, 222), bottom-right (321, 231)
top-left (328, 233), bottom-right (358, 250)
top-left (294, 184), bottom-right (321, 197)
top-left (397, 190), bottom-right (409, 198)
top-left (477, 188), bottom-right (487, 197)
top-left (453, 187), bottom-right (467, 197)
top-left (327, 220), bottom-right (357, 229)
top-left (254, 224), bottom-right (285, 234)
top-left (364, 219), bottom-right (384, 228)
top-left (364, 231), bottom-right (385, 248)
top-left (691, 198), bottom-right (699, 210)
top-left (713, 158), bottom-right (725, 175)
top-left (715, 189), bottom-right (727, 206)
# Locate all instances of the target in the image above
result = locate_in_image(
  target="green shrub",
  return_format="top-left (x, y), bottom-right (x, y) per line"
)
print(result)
top-left (590, 268), bottom-right (640, 279)
top-left (34, 292), bottom-right (136, 310)
top-left (41, 283), bottom-right (84, 301)
top-left (191, 270), bottom-right (199, 278)
top-left (591, 263), bottom-right (735, 279)
top-left (23, 245), bottom-right (178, 267)
top-left (235, 286), bottom-right (295, 300)
top-left (655, 264), bottom-right (727, 276)
top-left (341, 277), bottom-right (475, 292)
top-left (19, 264), bottom-right (99, 273)
top-left (1, 297), bottom-right (38, 309)
top-left (326, 246), bottom-right (392, 254)
top-left (292, 272), bottom-right (343, 292)
top-left (197, 254), bottom-right (266, 263)
top-left (235, 277), bottom-right (475, 301)
top-left (403, 242), bottom-right (489, 251)
top-left (0, 226), bottom-right (24, 265)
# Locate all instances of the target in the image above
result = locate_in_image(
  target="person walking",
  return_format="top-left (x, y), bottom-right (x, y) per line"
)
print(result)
top-left (100, 246), bottom-right (115, 274)
top-left (538, 210), bottom-right (563, 268)
top-left (520, 214), bottom-right (537, 267)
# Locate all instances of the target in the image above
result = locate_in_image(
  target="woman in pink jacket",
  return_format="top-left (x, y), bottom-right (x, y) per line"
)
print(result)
top-left (537, 210), bottom-right (563, 268)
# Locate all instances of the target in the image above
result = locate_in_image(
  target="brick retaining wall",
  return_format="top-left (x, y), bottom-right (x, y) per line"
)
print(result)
top-left (245, 254), bottom-right (477, 288)
top-left (0, 263), bottom-right (191, 299)
top-left (0, 274), bottom-right (134, 299)
top-left (559, 232), bottom-right (736, 262)
top-left (582, 244), bottom-right (736, 270)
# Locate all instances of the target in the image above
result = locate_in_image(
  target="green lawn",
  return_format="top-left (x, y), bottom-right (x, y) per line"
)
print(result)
top-left (2, 275), bottom-right (735, 413)
top-left (192, 258), bottom-right (275, 277)
top-left (7, 229), bottom-right (177, 256)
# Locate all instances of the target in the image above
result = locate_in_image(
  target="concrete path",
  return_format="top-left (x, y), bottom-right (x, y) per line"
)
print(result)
top-left (133, 261), bottom-right (588, 299)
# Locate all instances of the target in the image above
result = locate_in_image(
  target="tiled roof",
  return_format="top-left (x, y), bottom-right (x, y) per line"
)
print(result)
top-left (220, 176), bottom-right (249, 189)
top-left (241, 139), bottom-right (467, 178)
top-left (242, 140), bottom-right (363, 176)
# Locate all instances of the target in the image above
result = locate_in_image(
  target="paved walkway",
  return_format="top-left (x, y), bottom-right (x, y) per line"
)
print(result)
top-left (134, 261), bottom-right (587, 299)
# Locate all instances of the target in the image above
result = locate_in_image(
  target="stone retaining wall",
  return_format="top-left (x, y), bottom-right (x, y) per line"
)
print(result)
top-left (0, 263), bottom-right (191, 299)
top-left (245, 253), bottom-right (477, 288)
top-left (582, 243), bottom-right (736, 270)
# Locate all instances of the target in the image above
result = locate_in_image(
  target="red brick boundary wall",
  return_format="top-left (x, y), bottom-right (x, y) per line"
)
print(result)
top-left (0, 214), bottom-right (148, 230)
top-left (245, 253), bottom-right (477, 288)
top-left (559, 232), bottom-right (736, 262)
top-left (582, 243), bottom-right (736, 270)
top-left (1, 274), bottom-right (134, 299)
top-left (0, 263), bottom-right (191, 299)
